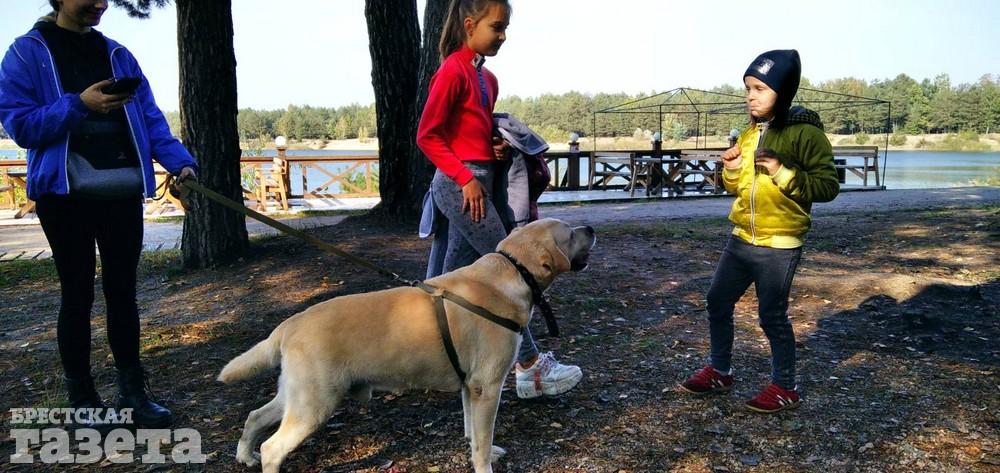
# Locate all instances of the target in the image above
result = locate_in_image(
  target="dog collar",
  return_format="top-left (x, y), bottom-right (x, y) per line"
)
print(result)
top-left (497, 251), bottom-right (559, 337)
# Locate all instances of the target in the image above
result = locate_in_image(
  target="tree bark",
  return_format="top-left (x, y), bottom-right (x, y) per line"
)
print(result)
top-left (407, 0), bottom-right (450, 211)
top-left (365, 0), bottom-right (421, 218)
top-left (176, 0), bottom-right (248, 267)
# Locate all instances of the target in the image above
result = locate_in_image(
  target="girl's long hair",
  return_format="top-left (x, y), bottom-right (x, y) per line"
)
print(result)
top-left (438, 0), bottom-right (510, 61)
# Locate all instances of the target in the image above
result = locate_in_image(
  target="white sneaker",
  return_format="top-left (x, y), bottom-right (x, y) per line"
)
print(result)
top-left (515, 352), bottom-right (582, 399)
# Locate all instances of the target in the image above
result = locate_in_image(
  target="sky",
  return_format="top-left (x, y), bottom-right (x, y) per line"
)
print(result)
top-left (1, 0), bottom-right (998, 112)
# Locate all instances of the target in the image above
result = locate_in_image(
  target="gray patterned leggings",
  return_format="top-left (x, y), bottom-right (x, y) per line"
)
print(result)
top-left (427, 161), bottom-right (539, 364)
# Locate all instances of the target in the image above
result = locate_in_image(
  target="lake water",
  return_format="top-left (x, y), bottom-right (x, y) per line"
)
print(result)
top-left (2, 149), bottom-right (997, 190)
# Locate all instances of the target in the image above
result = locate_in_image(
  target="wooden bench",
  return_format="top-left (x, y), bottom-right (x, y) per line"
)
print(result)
top-left (832, 146), bottom-right (880, 187)
top-left (629, 156), bottom-right (668, 197)
top-left (673, 149), bottom-right (725, 194)
top-left (589, 151), bottom-right (634, 190)
top-left (256, 157), bottom-right (290, 211)
top-left (0, 168), bottom-right (20, 209)
top-left (0, 169), bottom-right (14, 210)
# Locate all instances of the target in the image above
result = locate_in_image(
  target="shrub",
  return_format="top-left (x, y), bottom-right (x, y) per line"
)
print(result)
top-left (889, 132), bottom-right (907, 147)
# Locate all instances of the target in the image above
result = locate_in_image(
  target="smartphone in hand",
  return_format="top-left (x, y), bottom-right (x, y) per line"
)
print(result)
top-left (102, 77), bottom-right (141, 95)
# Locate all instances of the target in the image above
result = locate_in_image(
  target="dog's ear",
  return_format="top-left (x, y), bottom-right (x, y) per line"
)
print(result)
top-left (538, 234), bottom-right (571, 277)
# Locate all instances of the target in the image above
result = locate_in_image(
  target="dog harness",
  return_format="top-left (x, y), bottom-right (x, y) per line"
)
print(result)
top-left (415, 252), bottom-right (561, 384)
top-left (415, 281), bottom-right (521, 384)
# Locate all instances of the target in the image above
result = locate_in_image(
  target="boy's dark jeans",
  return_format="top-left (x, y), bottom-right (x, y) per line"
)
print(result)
top-left (706, 236), bottom-right (802, 389)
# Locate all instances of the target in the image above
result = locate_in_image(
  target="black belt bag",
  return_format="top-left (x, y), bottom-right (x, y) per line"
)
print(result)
top-left (67, 120), bottom-right (144, 198)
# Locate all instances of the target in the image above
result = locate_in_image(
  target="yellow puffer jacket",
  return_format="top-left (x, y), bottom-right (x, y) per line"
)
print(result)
top-left (722, 107), bottom-right (840, 248)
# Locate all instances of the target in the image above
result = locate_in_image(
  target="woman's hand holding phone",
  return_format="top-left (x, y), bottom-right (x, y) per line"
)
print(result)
top-left (80, 78), bottom-right (135, 114)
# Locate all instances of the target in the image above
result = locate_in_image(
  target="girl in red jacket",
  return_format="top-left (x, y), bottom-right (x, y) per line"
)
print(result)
top-left (417, 0), bottom-right (582, 399)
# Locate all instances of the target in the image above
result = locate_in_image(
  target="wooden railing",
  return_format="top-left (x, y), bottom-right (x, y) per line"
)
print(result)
top-left (1, 145), bottom-right (883, 217)
top-left (240, 154), bottom-right (379, 199)
top-left (543, 146), bottom-right (883, 193)
top-left (0, 154), bottom-right (381, 216)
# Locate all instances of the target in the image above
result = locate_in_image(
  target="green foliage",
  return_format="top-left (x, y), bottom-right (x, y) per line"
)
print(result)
top-left (934, 132), bottom-right (991, 151)
top-left (670, 121), bottom-right (688, 142)
top-left (889, 132), bottom-right (908, 146)
top-left (332, 117), bottom-right (350, 140)
top-left (148, 73), bottom-right (1000, 150)
top-left (343, 168), bottom-right (379, 193)
top-left (535, 124), bottom-right (570, 144)
top-left (109, 0), bottom-right (171, 18)
top-left (227, 104), bottom-right (377, 143)
top-left (165, 111), bottom-right (181, 137)
top-left (0, 259), bottom-right (58, 289)
top-left (492, 73), bottom-right (1000, 143)
top-left (855, 132), bottom-right (870, 145)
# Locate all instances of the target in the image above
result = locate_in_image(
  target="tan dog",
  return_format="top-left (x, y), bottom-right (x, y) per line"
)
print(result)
top-left (218, 218), bottom-right (596, 473)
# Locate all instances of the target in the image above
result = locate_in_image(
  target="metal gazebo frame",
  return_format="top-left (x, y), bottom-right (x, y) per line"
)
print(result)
top-left (593, 87), bottom-right (893, 184)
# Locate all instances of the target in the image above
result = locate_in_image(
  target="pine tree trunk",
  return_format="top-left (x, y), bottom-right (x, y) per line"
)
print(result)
top-left (176, 0), bottom-right (248, 267)
top-left (407, 0), bottom-right (450, 211)
top-left (365, 0), bottom-right (421, 218)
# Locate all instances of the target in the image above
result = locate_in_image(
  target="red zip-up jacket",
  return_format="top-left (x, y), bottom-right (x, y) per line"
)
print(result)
top-left (417, 46), bottom-right (498, 186)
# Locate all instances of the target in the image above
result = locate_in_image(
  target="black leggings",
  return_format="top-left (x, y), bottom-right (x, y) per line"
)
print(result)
top-left (36, 194), bottom-right (144, 379)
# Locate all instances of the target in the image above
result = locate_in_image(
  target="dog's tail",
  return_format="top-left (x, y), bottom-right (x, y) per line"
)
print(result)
top-left (217, 325), bottom-right (283, 384)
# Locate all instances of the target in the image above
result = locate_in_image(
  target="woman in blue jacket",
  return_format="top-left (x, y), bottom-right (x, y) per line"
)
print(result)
top-left (0, 0), bottom-right (197, 429)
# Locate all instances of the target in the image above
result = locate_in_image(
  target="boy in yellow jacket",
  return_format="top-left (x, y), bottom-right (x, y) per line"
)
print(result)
top-left (680, 50), bottom-right (839, 413)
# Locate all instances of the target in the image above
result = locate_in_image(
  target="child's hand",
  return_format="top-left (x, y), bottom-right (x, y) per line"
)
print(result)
top-left (754, 148), bottom-right (782, 175)
top-left (461, 178), bottom-right (488, 223)
top-left (492, 136), bottom-right (511, 160)
top-left (722, 145), bottom-right (742, 170)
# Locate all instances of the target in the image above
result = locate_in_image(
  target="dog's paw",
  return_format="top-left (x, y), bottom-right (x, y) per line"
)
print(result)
top-left (490, 445), bottom-right (506, 462)
top-left (236, 450), bottom-right (260, 467)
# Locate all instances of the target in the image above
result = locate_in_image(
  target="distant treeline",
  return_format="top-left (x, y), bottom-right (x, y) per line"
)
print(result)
top-left (2, 73), bottom-right (995, 146)
top-left (161, 104), bottom-right (379, 148)
top-left (494, 73), bottom-right (1000, 143)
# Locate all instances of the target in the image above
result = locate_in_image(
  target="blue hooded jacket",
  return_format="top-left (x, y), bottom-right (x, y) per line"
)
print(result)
top-left (0, 27), bottom-right (197, 200)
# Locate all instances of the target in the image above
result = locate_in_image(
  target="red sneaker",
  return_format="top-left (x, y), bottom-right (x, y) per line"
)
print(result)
top-left (746, 383), bottom-right (801, 413)
top-left (679, 365), bottom-right (733, 395)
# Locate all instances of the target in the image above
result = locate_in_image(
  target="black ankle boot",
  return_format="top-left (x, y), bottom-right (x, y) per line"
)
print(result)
top-left (116, 366), bottom-right (172, 429)
top-left (64, 374), bottom-right (111, 431)
top-left (65, 374), bottom-right (104, 409)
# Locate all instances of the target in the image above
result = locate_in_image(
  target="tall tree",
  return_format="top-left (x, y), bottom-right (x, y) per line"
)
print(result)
top-left (408, 0), bottom-right (451, 213)
top-left (364, 0), bottom-right (421, 217)
top-left (364, 0), bottom-right (450, 218)
top-left (112, 0), bottom-right (248, 267)
top-left (175, 0), bottom-right (248, 267)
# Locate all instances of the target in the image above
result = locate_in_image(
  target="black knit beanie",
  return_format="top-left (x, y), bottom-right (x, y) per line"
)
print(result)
top-left (744, 49), bottom-right (801, 124)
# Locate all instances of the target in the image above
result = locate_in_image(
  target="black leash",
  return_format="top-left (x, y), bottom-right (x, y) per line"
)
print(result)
top-left (498, 250), bottom-right (559, 337)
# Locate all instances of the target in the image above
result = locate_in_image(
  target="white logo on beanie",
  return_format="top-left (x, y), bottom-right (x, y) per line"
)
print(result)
top-left (754, 58), bottom-right (775, 75)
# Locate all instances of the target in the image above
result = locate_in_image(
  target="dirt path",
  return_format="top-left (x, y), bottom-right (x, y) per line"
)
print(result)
top-left (0, 199), bottom-right (997, 472)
